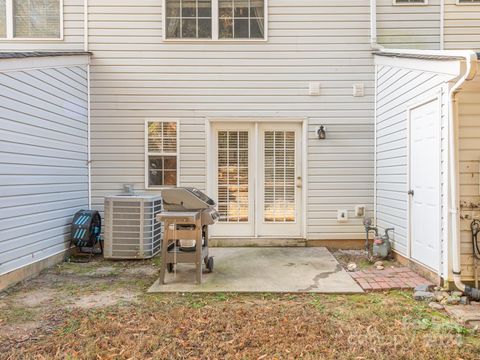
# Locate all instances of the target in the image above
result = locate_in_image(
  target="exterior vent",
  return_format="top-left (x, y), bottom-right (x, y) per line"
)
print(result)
top-left (104, 194), bottom-right (162, 259)
top-left (353, 83), bottom-right (365, 97)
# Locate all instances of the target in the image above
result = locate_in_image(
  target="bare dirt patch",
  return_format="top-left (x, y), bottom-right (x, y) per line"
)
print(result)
top-left (68, 289), bottom-right (139, 309)
top-left (12, 288), bottom-right (57, 307)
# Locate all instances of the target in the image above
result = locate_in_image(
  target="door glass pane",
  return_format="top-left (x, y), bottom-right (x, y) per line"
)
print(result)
top-left (264, 131), bottom-right (295, 223)
top-left (217, 130), bottom-right (249, 223)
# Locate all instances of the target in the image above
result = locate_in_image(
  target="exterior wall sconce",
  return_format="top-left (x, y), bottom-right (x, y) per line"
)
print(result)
top-left (317, 125), bottom-right (326, 140)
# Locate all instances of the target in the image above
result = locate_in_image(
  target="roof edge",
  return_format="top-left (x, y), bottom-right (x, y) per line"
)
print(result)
top-left (0, 51), bottom-right (92, 60)
top-left (373, 49), bottom-right (479, 62)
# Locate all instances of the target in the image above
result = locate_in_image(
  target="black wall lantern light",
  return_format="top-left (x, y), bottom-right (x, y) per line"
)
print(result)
top-left (317, 125), bottom-right (326, 140)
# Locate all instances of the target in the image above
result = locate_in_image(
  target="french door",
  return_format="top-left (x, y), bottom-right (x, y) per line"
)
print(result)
top-left (210, 122), bottom-right (302, 238)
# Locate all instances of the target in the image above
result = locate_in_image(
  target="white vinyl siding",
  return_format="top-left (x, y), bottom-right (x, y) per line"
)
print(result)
top-left (458, 90), bottom-right (480, 280)
top-left (0, 60), bottom-right (89, 276)
top-left (87, 0), bottom-right (375, 240)
top-left (444, 0), bottom-right (480, 50)
top-left (375, 63), bottom-right (450, 257)
top-left (377, 0), bottom-right (441, 49)
top-left (0, 0), bottom-right (83, 51)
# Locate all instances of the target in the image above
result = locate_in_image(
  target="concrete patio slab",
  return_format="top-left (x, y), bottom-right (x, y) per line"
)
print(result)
top-left (148, 247), bottom-right (363, 293)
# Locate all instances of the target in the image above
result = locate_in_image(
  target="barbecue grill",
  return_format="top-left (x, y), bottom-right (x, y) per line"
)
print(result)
top-left (156, 187), bottom-right (219, 284)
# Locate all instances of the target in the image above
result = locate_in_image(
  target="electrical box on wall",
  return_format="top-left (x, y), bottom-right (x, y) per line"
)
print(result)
top-left (353, 83), bottom-right (365, 97)
top-left (355, 205), bottom-right (366, 217)
top-left (337, 210), bottom-right (348, 223)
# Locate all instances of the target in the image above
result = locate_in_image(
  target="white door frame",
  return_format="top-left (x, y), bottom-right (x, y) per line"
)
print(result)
top-left (206, 118), bottom-right (308, 239)
top-left (406, 92), bottom-right (443, 272)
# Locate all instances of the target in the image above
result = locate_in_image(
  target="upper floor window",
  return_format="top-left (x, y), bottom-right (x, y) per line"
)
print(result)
top-left (0, 0), bottom-right (62, 39)
top-left (457, 0), bottom-right (480, 4)
top-left (393, 0), bottom-right (427, 4)
top-left (164, 0), bottom-right (266, 40)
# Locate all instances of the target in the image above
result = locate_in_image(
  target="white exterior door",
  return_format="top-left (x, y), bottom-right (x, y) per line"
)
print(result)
top-left (257, 123), bottom-right (302, 237)
top-left (409, 98), bottom-right (441, 271)
top-left (210, 122), bottom-right (302, 238)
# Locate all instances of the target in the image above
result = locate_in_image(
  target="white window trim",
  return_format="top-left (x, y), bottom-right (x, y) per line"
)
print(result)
top-left (0, 0), bottom-right (64, 41)
top-left (145, 119), bottom-right (180, 190)
top-left (456, 0), bottom-right (480, 5)
top-left (162, 0), bottom-right (268, 42)
top-left (392, 0), bottom-right (428, 5)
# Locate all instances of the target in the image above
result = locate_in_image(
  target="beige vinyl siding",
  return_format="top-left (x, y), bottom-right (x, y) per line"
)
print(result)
top-left (0, 60), bottom-right (89, 276)
top-left (377, 0), bottom-right (441, 49)
top-left (444, 0), bottom-right (480, 50)
top-left (0, 0), bottom-right (84, 51)
top-left (88, 0), bottom-right (375, 240)
top-left (375, 63), bottom-right (451, 257)
top-left (458, 90), bottom-right (480, 280)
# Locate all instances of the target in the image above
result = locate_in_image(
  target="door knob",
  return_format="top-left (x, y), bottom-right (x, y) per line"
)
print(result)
top-left (408, 190), bottom-right (414, 196)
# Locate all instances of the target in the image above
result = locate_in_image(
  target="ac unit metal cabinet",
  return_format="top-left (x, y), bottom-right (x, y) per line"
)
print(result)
top-left (104, 194), bottom-right (162, 259)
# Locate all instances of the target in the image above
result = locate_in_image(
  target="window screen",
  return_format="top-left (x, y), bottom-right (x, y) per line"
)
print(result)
top-left (147, 121), bottom-right (178, 187)
top-left (457, 0), bottom-right (480, 3)
top-left (13, 0), bottom-right (60, 38)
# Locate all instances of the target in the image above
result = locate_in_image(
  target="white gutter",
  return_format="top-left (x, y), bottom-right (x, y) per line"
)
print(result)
top-left (448, 51), bottom-right (477, 294)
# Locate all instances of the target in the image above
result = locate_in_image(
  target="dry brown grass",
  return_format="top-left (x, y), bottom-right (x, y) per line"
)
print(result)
top-left (3, 292), bottom-right (480, 360)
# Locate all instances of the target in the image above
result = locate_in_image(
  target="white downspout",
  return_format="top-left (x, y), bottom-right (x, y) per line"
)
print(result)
top-left (448, 51), bottom-right (477, 293)
top-left (374, 64), bottom-right (378, 226)
top-left (84, 0), bottom-right (91, 208)
top-left (370, 0), bottom-right (383, 50)
top-left (87, 63), bottom-right (92, 209)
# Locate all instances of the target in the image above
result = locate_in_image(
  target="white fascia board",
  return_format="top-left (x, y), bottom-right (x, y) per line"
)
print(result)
top-left (0, 54), bottom-right (91, 73)
top-left (374, 55), bottom-right (462, 77)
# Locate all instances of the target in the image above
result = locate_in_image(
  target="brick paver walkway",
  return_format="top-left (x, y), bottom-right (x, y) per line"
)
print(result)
top-left (349, 267), bottom-right (434, 291)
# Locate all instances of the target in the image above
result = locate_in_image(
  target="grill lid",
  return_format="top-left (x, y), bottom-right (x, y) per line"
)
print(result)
top-left (161, 187), bottom-right (216, 211)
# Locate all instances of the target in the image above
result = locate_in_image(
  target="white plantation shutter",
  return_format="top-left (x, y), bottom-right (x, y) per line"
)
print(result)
top-left (217, 130), bottom-right (249, 223)
top-left (264, 131), bottom-right (296, 223)
top-left (13, 0), bottom-right (60, 38)
top-left (0, 0), bottom-right (5, 37)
